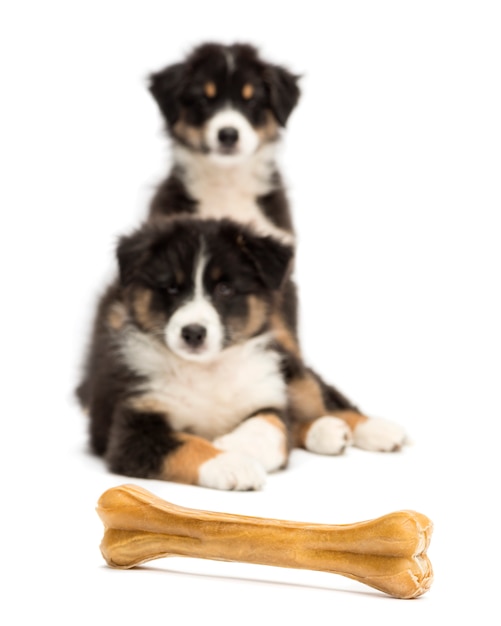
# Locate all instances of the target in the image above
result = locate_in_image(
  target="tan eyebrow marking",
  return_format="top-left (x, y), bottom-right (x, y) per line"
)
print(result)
top-left (204, 81), bottom-right (217, 98)
top-left (242, 83), bottom-right (254, 100)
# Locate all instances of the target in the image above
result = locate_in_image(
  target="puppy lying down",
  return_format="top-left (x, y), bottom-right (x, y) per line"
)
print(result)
top-left (77, 217), bottom-right (406, 490)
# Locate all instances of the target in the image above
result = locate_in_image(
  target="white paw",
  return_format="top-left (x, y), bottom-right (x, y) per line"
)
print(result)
top-left (353, 417), bottom-right (407, 452)
top-left (305, 416), bottom-right (352, 455)
top-left (198, 451), bottom-right (266, 491)
top-left (213, 417), bottom-right (287, 472)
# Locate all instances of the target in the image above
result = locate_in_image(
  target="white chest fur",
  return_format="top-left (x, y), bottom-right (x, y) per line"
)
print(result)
top-left (121, 329), bottom-right (287, 441)
top-left (174, 145), bottom-right (293, 243)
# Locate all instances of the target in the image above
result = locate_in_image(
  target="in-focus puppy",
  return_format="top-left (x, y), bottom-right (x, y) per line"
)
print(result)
top-left (77, 218), bottom-right (404, 490)
top-left (145, 42), bottom-right (408, 453)
top-left (78, 218), bottom-right (292, 490)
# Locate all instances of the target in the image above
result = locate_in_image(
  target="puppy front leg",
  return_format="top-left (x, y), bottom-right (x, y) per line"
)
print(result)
top-left (106, 407), bottom-right (265, 491)
top-left (311, 374), bottom-right (408, 451)
top-left (213, 411), bottom-right (289, 472)
top-left (290, 371), bottom-right (407, 453)
top-left (287, 371), bottom-right (352, 455)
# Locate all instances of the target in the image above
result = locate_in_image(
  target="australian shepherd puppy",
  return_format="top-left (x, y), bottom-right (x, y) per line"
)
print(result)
top-left (78, 218), bottom-right (367, 490)
top-left (144, 42), bottom-right (408, 454)
top-left (147, 42), bottom-right (296, 242)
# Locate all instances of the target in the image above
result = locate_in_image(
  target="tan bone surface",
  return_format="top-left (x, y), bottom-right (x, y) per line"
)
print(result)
top-left (96, 484), bottom-right (433, 599)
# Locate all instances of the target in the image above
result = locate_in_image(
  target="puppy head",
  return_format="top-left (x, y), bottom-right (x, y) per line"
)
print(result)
top-left (117, 218), bottom-right (293, 362)
top-left (148, 43), bottom-right (300, 162)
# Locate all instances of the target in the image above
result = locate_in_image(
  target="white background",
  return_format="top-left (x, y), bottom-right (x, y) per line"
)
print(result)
top-left (1, 1), bottom-right (500, 624)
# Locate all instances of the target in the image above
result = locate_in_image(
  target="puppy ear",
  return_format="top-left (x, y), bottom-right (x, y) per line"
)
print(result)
top-left (264, 65), bottom-right (301, 126)
top-left (236, 229), bottom-right (294, 291)
top-left (148, 62), bottom-right (186, 126)
top-left (116, 226), bottom-right (156, 287)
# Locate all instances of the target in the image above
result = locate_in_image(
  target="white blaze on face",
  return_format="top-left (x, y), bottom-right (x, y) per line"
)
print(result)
top-left (224, 49), bottom-right (236, 73)
top-left (164, 251), bottom-right (224, 362)
top-left (205, 108), bottom-right (260, 164)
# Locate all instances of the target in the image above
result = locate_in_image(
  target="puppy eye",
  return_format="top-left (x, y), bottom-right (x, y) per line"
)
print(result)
top-left (214, 282), bottom-right (234, 297)
top-left (166, 284), bottom-right (180, 295)
top-left (157, 279), bottom-right (180, 295)
top-left (197, 93), bottom-right (213, 107)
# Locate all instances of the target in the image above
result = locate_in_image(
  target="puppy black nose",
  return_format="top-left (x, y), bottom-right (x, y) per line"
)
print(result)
top-left (218, 127), bottom-right (239, 147)
top-left (181, 324), bottom-right (207, 348)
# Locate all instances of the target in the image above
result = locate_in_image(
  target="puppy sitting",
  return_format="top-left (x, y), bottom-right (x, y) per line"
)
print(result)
top-left (77, 218), bottom-right (295, 490)
top-left (147, 42), bottom-right (297, 242)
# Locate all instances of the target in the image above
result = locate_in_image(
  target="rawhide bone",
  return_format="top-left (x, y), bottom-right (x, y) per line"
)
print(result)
top-left (96, 484), bottom-right (433, 599)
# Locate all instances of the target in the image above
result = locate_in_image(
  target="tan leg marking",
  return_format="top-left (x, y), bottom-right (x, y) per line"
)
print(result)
top-left (158, 433), bottom-right (221, 485)
top-left (258, 412), bottom-right (290, 459)
top-left (291, 410), bottom-right (368, 448)
top-left (260, 413), bottom-right (286, 432)
top-left (291, 420), bottom-right (315, 449)
top-left (329, 410), bottom-right (368, 431)
top-left (288, 374), bottom-right (327, 422)
top-left (291, 416), bottom-right (352, 454)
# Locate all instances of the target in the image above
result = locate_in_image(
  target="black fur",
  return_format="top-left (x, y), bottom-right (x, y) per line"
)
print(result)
top-left (106, 409), bottom-right (181, 478)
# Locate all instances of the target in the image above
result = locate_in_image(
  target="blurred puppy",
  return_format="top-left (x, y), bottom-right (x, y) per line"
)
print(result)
top-left (147, 42), bottom-right (297, 241)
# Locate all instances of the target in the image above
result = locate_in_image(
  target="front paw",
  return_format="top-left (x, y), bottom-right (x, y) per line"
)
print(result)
top-left (198, 451), bottom-right (266, 491)
top-left (305, 416), bottom-right (353, 455)
top-left (213, 416), bottom-right (287, 472)
top-left (353, 417), bottom-right (407, 452)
